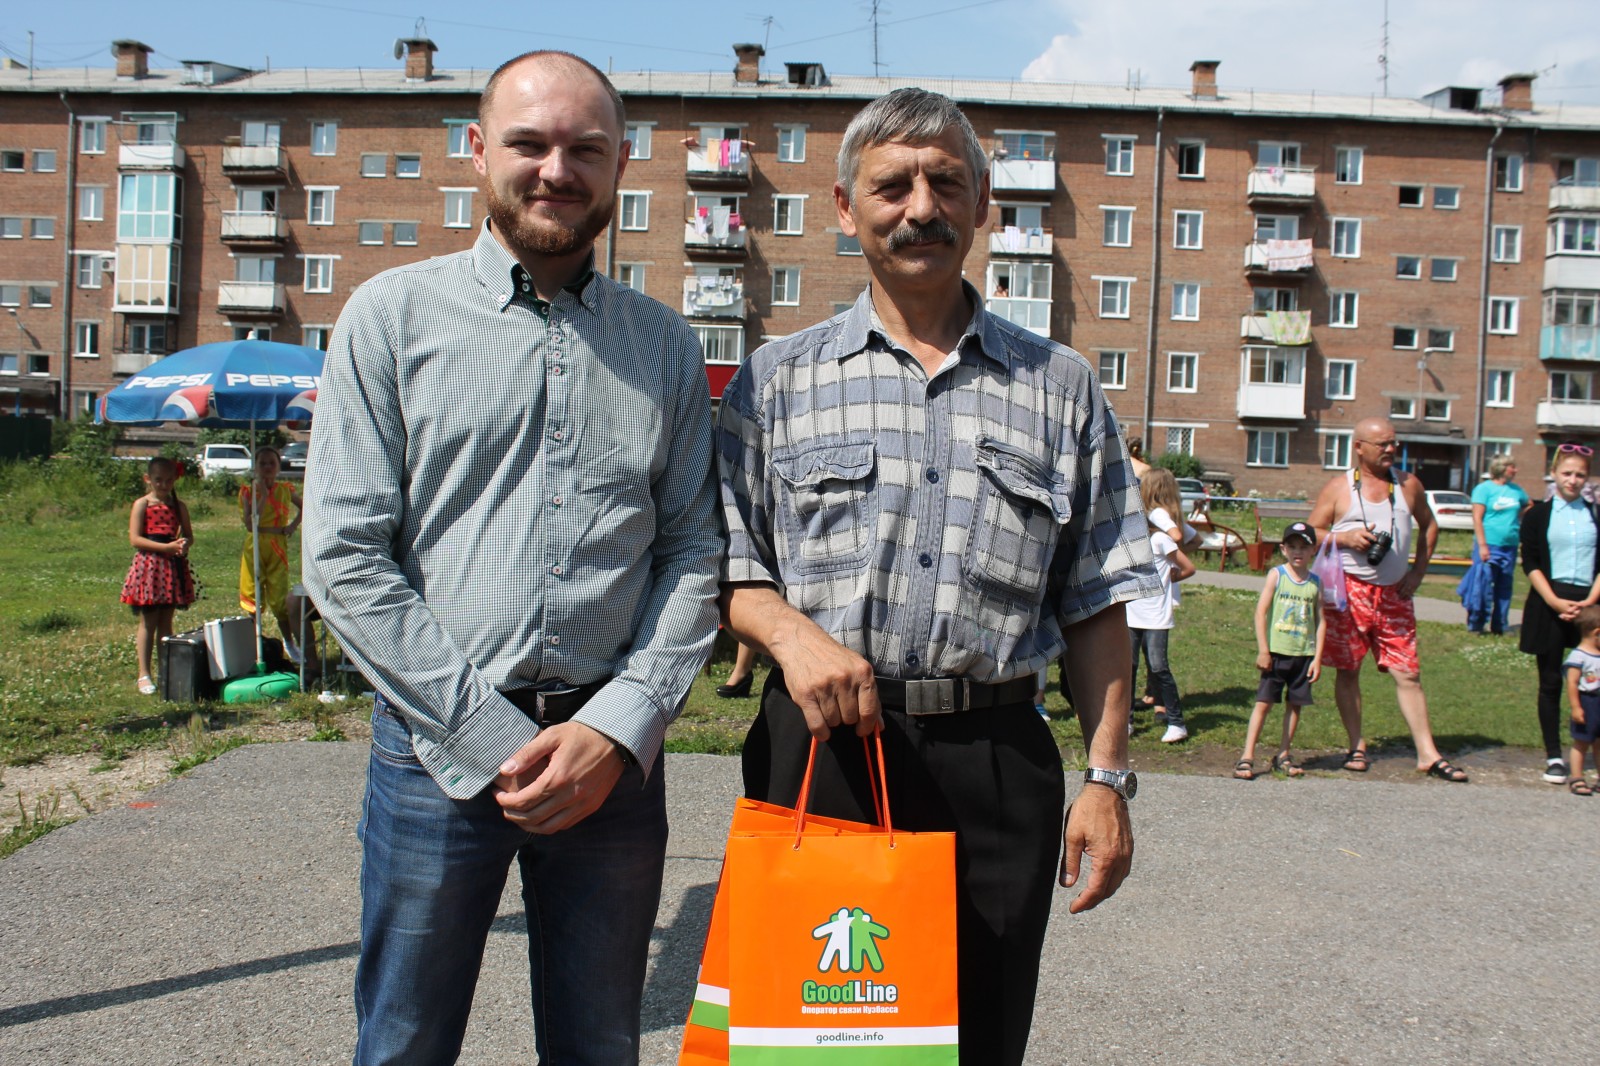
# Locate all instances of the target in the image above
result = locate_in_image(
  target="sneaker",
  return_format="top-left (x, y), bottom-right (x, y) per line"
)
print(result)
top-left (1161, 724), bottom-right (1189, 744)
top-left (1035, 703), bottom-right (1049, 718)
top-left (1543, 759), bottom-right (1570, 784)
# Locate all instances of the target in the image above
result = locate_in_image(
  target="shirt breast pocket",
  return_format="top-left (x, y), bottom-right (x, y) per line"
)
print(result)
top-left (964, 437), bottom-right (1071, 603)
top-left (772, 441), bottom-right (878, 574)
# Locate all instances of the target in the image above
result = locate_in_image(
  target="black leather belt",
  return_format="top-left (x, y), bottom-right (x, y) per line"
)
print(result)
top-left (873, 675), bottom-right (1037, 715)
top-left (502, 680), bottom-right (608, 726)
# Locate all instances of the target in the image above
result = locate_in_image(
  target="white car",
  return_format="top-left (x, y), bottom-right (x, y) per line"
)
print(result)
top-left (1426, 490), bottom-right (1475, 532)
top-left (198, 443), bottom-right (253, 479)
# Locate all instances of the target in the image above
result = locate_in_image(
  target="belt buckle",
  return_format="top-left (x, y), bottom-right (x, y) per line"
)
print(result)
top-left (533, 691), bottom-right (550, 726)
top-left (904, 678), bottom-right (966, 715)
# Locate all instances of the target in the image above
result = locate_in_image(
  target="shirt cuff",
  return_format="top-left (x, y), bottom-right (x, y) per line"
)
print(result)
top-left (573, 678), bottom-right (669, 780)
top-left (412, 694), bottom-right (540, 800)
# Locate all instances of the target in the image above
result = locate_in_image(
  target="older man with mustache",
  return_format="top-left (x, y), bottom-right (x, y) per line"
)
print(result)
top-left (716, 87), bottom-right (1158, 1065)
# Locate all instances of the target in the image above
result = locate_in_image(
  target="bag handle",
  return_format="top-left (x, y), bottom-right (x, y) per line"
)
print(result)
top-left (792, 731), bottom-right (894, 849)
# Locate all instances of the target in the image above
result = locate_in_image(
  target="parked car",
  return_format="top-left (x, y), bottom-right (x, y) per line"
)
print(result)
top-left (280, 441), bottom-right (308, 472)
top-left (1426, 490), bottom-right (1475, 531)
top-left (198, 443), bottom-right (253, 479)
top-left (1176, 477), bottom-right (1209, 513)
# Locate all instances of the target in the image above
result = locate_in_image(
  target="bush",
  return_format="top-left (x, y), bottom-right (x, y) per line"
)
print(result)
top-left (1152, 452), bottom-right (1205, 480)
top-left (197, 427), bottom-right (284, 450)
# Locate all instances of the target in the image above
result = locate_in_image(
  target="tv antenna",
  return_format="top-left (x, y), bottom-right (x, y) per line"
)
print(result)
top-left (1378, 0), bottom-right (1390, 97)
top-left (870, 0), bottom-right (883, 77)
top-left (748, 14), bottom-right (781, 52)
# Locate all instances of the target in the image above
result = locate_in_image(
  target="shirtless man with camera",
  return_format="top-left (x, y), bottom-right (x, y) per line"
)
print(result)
top-left (1307, 416), bottom-right (1470, 783)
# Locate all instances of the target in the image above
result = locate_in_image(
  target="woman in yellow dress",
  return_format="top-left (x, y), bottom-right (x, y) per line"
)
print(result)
top-left (239, 445), bottom-right (305, 661)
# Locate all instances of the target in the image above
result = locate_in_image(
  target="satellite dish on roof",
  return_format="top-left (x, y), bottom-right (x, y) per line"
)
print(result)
top-left (393, 39), bottom-right (406, 61)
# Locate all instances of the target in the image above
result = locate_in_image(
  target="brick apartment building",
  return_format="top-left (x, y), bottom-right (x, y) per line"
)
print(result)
top-left (1, 38), bottom-right (1598, 494)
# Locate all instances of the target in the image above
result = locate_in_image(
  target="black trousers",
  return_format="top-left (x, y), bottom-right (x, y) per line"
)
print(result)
top-left (1535, 650), bottom-right (1568, 760)
top-left (742, 674), bottom-right (1067, 1066)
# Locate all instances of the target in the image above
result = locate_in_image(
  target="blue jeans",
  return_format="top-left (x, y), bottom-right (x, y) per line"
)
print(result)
top-left (353, 699), bottom-right (668, 1065)
top-left (1130, 627), bottom-right (1182, 725)
top-left (1468, 543), bottom-right (1517, 634)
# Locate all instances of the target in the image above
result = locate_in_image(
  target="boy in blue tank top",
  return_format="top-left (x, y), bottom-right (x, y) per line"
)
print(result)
top-left (1236, 522), bottom-right (1326, 779)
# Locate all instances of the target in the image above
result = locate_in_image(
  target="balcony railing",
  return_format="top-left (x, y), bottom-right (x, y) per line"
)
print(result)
top-left (1240, 310), bottom-right (1312, 345)
top-left (118, 142), bottom-right (186, 169)
top-left (112, 352), bottom-right (163, 375)
top-left (1541, 324), bottom-right (1600, 362)
top-left (217, 280), bottom-right (283, 314)
top-left (222, 144), bottom-right (285, 173)
top-left (1246, 165), bottom-right (1316, 201)
top-left (1545, 255), bottom-right (1600, 291)
top-left (989, 227), bottom-right (1052, 255)
top-left (1244, 240), bottom-right (1314, 274)
top-left (986, 297), bottom-right (1051, 337)
top-left (683, 222), bottom-right (747, 252)
top-left (1237, 380), bottom-right (1306, 420)
top-left (686, 144), bottom-right (750, 181)
top-left (1550, 185), bottom-right (1600, 212)
top-left (990, 156), bottom-right (1055, 192)
top-left (220, 211), bottom-right (284, 242)
top-left (683, 277), bottom-right (744, 318)
top-left (1537, 398), bottom-right (1600, 429)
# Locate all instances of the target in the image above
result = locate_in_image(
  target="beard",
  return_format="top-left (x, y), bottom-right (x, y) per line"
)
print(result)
top-left (886, 217), bottom-right (959, 251)
top-left (486, 180), bottom-right (616, 259)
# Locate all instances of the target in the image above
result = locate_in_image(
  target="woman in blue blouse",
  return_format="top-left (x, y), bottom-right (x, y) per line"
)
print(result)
top-left (1519, 446), bottom-right (1600, 784)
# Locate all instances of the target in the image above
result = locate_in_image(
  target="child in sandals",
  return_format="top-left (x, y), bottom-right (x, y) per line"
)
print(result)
top-left (1237, 523), bottom-right (1326, 780)
top-left (1562, 604), bottom-right (1600, 795)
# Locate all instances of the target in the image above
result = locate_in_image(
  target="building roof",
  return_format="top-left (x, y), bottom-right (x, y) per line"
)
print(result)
top-left (2, 63), bottom-right (1599, 131)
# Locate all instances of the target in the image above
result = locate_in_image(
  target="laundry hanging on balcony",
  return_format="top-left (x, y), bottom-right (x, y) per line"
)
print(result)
top-left (710, 206), bottom-right (732, 240)
top-left (1264, 310), bottom-right (1312, 345)
top-left (1266, 238), bottom-right (1313, 271)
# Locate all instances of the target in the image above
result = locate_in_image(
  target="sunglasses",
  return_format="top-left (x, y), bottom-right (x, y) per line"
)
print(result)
top-left (1558, 443), bottom-right (1595, 456)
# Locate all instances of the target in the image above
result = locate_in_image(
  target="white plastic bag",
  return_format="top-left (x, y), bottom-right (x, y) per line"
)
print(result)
top-left (1311, 530), bottom-right (1348, 612)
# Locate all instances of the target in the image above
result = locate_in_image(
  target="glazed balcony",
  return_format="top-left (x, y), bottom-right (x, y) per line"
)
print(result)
top-left (221, 144), bottom-right (285, 177)
top-left (219, 211), bottom-right (284, 243)
top-left (1541, 325), bottom-right (1600, 362)
top-left (216, 280), bottom-right (283, 315)
top-left (1246, 165), bottom-right (1316, 204)
top-left (118, 142), bottom-right (185, 170)
top-left (683, 277), bottom-right (744, 318)
top-left (1243, 240), bottom-right (1313, 276)
top-left (1537, 398), bottom-right (1600, 429)
top-left (989, 227), bottom-right (1053, 256)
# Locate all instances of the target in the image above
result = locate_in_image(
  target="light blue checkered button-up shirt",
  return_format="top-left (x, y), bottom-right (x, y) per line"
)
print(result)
top-left (304, 223), bottom-right (724, 798)
top-left (717, 283), bottom-right (1158, 683)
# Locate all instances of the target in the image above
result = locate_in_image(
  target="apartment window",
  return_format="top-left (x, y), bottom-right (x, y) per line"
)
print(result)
top-left (615, 263), bottom-right (645, 291)
top-left (1326, 360), bottom-right (1357, 400)
top-left (1489, 297), bottom-right (1519, 334)
top-left (358, 221), bottom-right (385, 245)
top-left (114, 244), bottom-right (179, 310)
top-left (773, 195), bottom-right (804, 235)
top-left (1398, 185), bottom-right (1424, 207)
top-left (624, 123), bottom-right (652, 160)
top-left (619, 192), bottom-right (649, 231)
top-left (307, 187), bottom-right (336, 225)
top-left (1395, 255), bottom-right (1422, 279)
top-left (0, 354), bottom-right (16, 374)
top-left (1495, 154), bottom-right (1523, 192)
top-left (79, 186), bottom-right (104, 221)
top-left (1430, 258), bottom-right (1459, 282)
top-left (241, 121), bottom-right (280, 147)
top-left (836, 233), bottom-right (862, 256)
top-left (361, 154), bottom-right (386, 178)
top-left (1176, 141), bottom-right (1204, 178)
top-left (395, 155), bottom-right (421, 179)
top-left (1167, 352), bottom-right (1198, 392)
top-left (1548, 292), bottom-right (1600, 327)
top-left (443, 189), bottom-right (473, 228)
top-left (34, 150), bottom-right (56, 173)
top-left (311, 121), bottom-right (338, 156)
top-left (1247, 429), bottom-right (1290, 468)
top-left (1098, 278), bottom-right (1132, 318)
top-left (1433, 186), bottom-right (1460, 210)
top-left (233, 326), bottom-right (271, 342)
top-left (987, 261), bottom-right (1053, 335)
top-left (1165, 427), bottom-right (1195, 455)
top-left (32, 218), bottom-right (54, 239)
top-left (1551, 217), bottom-right (1599, 254)
top-left (393, 222), bottom-right (418, 246)
top-left (1487, 370), bottom-right (1515, 407)
top-left (1255, 215), bottom-right (1299, 241)
top-left (1551, 371), bottom-right (1595, 402)
top-left (0, 151), bottom-right (22, 172)
top-left (1102, 207), bottom-right (1133, 247)
top-left (1104, 136), bottom-right (1135, 176)
top-left (1253, 287), bottom-right (1297, 312)
top-left (303, 256), bottom-right (334, 293)
top-left (1559, 159), bottom-right (1600, 186)
top-left (1332, 218), bottom-right (1361, 258)
top-left (76, 254), bottom-right (104, 288)
top-left (772, 267), bottom-right (801, 305)
top-left (1098, 351), bottom-right (1128, 389)
top-left (0, 284), bottom-right (17, 306)
top-left (1393, 326), bottom-right (1418, 349)
top-left (1171, 283), bottom-right (1200, 321)
top-left (1258, 142), bottom-right (1300, 167)
top-left (1334, 147), bottom-right (1363, 184)
top-left (1246, 347), bottom-right (1303, 385)
top-left (128, 322), bottom-right (168, 354)
top-left (2, 217), bottom-right (24, 239)
top-left (1323, 431), bottom-right (1353, 469)
top-left (1173, 210), bottom-right (1203, 249)
top-left (695, 323), bottom-right (745, 364)
top-left (1329, 291), bottom-right (1358, 328)
top-left (234, 256), bottom-right (275, 284)
top-left (1424, 398), bottom-right (1451, 421)
top-left (80, 118), bottom-right (106, 154)
top-left (776, 126), bottom-right (806, 163)
top-left (74, 321), bottom-right (100, 357)
top-left (29, 286), bottom-right (51, 307)
top-left (302, 326), bottom-right (330, 351)
top-left (1493, 225), bottom-right (1522, 263)
top-left (1427, 328), bottom-right (1455, 351)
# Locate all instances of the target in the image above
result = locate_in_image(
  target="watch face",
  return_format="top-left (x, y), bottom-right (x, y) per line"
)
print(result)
top-left (1122, 770), bottom-right (1138, 800)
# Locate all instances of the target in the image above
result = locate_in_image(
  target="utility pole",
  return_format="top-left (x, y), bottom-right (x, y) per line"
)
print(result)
top-left (871, 0), bottom-right (882, 77)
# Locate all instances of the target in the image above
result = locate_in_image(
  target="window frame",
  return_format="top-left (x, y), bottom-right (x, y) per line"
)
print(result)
top-left (1246, 429), bottom-right (1291, 468)
top-left (614, 263), bottom-right (645, 291)
top-left (1322, 430), bottom-right (1353, 469)
top-left (357, 221), bottom-right (385, 246)
top-left (394, 154), bottom-right (422, 179)
top-left (776, 125), bottom-right (806, 163)
top-left (306, 187), bottom-right (337, 226)
top-left (1175, 140), bottom-right (1204, 179)
top-left (79, 118), bottom-right (107, 154)
top-left (443, 188), bottom-right (474, 229)
top-left (1495, 153), bottom-right (1524, 192)
top-left (1393, 326), bottom-right (1419, 350)
top-left (773, 194), bottom-right (805, 236)
top-left (1332, 218), bottom-right (1362, 258)
top-left (31, 218), bottom-right (54, 240)
top-left (1173, 210), bottom-right (1204, 250)
top-left (1487, 369), bottom-right (1515, 407)
top-left (1329, 290), bottom-right (1359, 328)
top-left (445, 121), bottom-right (473, 158)
top-left (360, 153), bottom-right (387, 178)
top-left (1432, 186), bottom-right (1461, 210)
top-left (1395, 255), bottom-right (1422, 280)
top-left (78, 185), bottom-right (104, 222)
top-left (618, 191), bottom-right (650, 231)
top-left (1492, 225), bottom-right (1522, 263)
top-left (73, 320), bottom-right (101, 358)
top-left (771, 266), bottom-right (801, 306)
top-left (310, 120), bottom-right (339, 157)
top-left (1325, 359), bottom-right (1357, 400)
top-left (75, 253), bottom-right (104, 289)
top-left (1489, 296), bottom-right (1520, 335)
top-left (33, 149), bottom-right (57, 173)
top-left (624, 122), bottom-right (652, 160)
top-left (1166, 351), bottom-right (1198, 393)
top-left (303, 255), bottom-right (335, 294)
top-left (1171, 282), bottom-right (1200, 321)
top-left (1097, 350), bottom-right (1129, 389)
top-left (1423, 398), bottom-right (1452, 421)
top-left (1398, 184), bottom-right (1425, 208)
top-left (1334, 146), bottom-right (1364, 185)
top-left (392, 221), bottom-right (418, 246)
top-left (1426, 328), bottom-right (1455, 351)
top-left (1096, 277), bottom-right (1133, 319)
top-left (1101, 206), bottom-right (1134, 247)
top-left (1104, 135), bottom-right (1135, 176)
top-left (1430, 257), bottom-right (1459, 282)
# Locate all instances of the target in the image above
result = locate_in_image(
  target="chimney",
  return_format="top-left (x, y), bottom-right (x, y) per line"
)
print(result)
top-left (1189, 60), bottom-right (1220, 99)
top-left (733, 43), bottom-right (764, 85)
top-left (401, 38), bottom-right (437, 81)
top-left (1499, 72), bottom-right (1535, 112)
top-left (113, 40), bottom-right (152, 80)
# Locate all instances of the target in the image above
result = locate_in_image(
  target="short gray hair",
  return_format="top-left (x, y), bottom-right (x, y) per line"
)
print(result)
top-left (836, 88), bottom-right (988, 202)
top-left (1488, 453), bottom-right (1516, 479)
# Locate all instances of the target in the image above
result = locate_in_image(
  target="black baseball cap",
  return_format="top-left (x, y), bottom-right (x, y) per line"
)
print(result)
top-left (1282, 522), bottom-right (1316, 546)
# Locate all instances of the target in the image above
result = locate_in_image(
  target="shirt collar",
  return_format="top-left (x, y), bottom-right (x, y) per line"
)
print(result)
top-left (1554, 494), bottom-right (1589, 512)
top-left (471, 220), bottom-right (600, 315)
top-left (834, 279), bottom-right (1009, 370)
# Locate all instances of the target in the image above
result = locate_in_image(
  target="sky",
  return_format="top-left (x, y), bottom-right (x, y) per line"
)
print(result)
top-left (2, 0), bottom-right (1597, 106)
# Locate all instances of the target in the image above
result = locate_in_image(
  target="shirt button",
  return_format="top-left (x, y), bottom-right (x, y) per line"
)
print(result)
top-left (906, 652), bottom-right (920, 667)
top-left (551, 429), bottom-right (564, 441)
top-left (551, 495), bottom-right (563, 507)
top-left (548, 635), bottom-right (561, 646)
top-left (552, 366), bottom-right (563, 376)
top-left (918, 552), bottom-right (933, 568)
top-left (926, 468), bottom-right (940, 483)
top-left (550, 565), bottom-right (562, 576)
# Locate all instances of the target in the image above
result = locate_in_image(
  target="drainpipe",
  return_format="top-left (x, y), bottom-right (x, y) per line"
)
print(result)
top-left (1473, 123), bottom-right (1504, 481)
top-left (58, 92), bottom-right (77, 420)
top-left (1141, 107), bottom-right (1165, 447)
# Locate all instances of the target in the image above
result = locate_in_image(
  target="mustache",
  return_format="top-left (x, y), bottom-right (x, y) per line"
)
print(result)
top-left (523, 182), bottom-right (587, 200)
top-left (886, 218), bottom-right (958, 250)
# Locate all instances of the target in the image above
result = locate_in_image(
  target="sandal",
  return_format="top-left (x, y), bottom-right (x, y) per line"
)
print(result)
top-left (1420, 758), bottom-right (1469, 783)
top-left (1233, 759), bottom-right (1255, 780)
top-left (1341, 748), bottom-right (1370, 773)
top-left (1569, 778), bottom-right (1594, 796)
top-left (137, 675), bottom-right (156, 696)
top-left (1271, 752), bottom-right (1305, 777)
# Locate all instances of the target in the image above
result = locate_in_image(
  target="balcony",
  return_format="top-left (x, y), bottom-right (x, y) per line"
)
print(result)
top-left (217, 280), bottom-right (283, 315)
top-left (1237, 380), bottom-right (1306, 420)
top-left (112, 352), bottom-right (163, 375)
top-left (990, 156), bottom-right (1055, 193)
top-left (1240, 310), bottom-right (1311, 345)
top-left (220, 211), bottom-right (284, 244)
top-left (1537, 398), bottom-right (1600, 429)
top-left (1244, 240), bottom-right (1313, 276)
top-left (1541, 324), bottom-right (1600, 362)
top-left (221, 144), bottom-right (285, 177)
top-left (1550, 185), bottom-right (1600, 212)
top-left (118, 142), bottom-right (185, 170)
top-left (1237, 347), bottom-right (1307, 419)
top-left (685, 144), bottom-right (750, 185)
top-left (989, 227), bottom-right (1052, 256)
top-left (1545, 255), bottom-right (1600, 291)
top-left (1246, 165), bottom-right (1316, 204)
top-left (683, 276), bottom-right (744, 319)
top-left (986, 297), bottom-right (1051, 338)
top-left (683, 222), bottom-right (747, 254)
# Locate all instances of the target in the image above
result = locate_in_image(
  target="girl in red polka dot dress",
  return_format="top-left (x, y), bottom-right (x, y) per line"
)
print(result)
top-left (120, 456), bottom-right (196, 695)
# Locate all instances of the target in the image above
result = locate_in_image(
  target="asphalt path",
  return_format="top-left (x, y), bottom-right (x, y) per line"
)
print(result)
top-left (0, 743), bottom-right (1591, 1065)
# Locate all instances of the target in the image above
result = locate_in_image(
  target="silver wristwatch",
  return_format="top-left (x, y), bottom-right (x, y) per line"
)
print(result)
top-left (1083, 767), bottom-right (1137, 800)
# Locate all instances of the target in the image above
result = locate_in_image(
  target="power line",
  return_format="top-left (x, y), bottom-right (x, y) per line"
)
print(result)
top-left (777, 0), bottom-right (1004, 50)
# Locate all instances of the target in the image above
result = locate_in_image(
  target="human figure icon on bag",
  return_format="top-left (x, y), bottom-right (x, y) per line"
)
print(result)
top-left (848, 908), bottom-right (889, 972)
top-left (813, 908), bottom-right (854, 972)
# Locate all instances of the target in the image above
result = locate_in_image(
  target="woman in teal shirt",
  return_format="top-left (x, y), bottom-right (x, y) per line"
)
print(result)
top-left (1470, 455), bottom-right (1531, 634)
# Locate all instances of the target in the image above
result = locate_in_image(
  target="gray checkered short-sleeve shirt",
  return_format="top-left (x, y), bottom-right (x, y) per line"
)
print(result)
top-left (717, 283), bottom-right (1158, 682)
